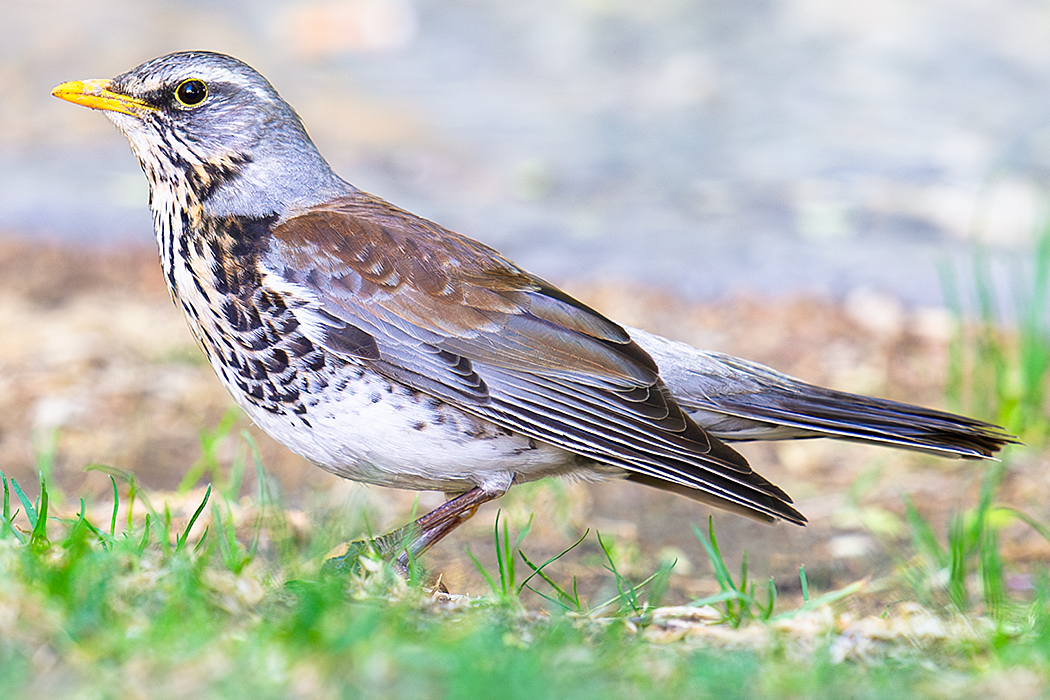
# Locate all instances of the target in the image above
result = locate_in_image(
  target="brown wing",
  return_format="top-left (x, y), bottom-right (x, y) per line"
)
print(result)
top-left (263, 193), bottom-right (804, 524)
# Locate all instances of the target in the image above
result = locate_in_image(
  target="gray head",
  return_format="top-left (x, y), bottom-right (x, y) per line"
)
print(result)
top-left (53, 51), bottom-right (351, 219)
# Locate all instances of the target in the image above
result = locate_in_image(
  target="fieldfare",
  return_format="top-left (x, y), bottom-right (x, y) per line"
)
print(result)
top-left (52, 52), bottom-right (1013, 570)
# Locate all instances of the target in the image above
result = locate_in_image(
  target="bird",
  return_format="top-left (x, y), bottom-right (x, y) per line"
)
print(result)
top-left (52, 51), bottom-right (1014, 570)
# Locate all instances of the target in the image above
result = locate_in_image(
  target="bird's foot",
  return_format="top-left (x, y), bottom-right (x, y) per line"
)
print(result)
top-left (322, 525), bottom-right (419, 577)
top-left (322, 527), bottom-right (451, 592)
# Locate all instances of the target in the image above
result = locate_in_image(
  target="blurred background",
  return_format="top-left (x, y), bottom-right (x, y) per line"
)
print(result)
top-left (2, 0), bottom-right (1049, 598)
top-left (7, 0), bottom-right (1050, 302)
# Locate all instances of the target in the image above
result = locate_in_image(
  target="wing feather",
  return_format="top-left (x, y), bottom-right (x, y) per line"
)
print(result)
top-left (263, 193), bottom-right (803, 524)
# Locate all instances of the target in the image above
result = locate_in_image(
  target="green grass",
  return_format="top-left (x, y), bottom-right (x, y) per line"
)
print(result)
top-left (1, 447), bottom-right (1050, 699)
top-left (691, 518), bottom-right (863, 627)
top-left (940, 222), bottom-right (1050, 442)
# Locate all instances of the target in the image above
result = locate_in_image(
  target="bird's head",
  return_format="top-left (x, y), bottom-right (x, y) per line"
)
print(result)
top-left (53, 51), bottom-right (349, 219)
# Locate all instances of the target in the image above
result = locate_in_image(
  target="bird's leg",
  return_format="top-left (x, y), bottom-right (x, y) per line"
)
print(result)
top-left (392, 487), bottom-right (498, 569)
top-left (325, 485), bottom-right (505, 578)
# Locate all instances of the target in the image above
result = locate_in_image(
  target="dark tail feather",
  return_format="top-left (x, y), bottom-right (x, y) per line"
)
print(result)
top-left (702, 378), bottom-right (1016, 458)
top-left (626, 330), bottom-right (1017, 459)
top-left (680, 361), bottom-right (1016, 459)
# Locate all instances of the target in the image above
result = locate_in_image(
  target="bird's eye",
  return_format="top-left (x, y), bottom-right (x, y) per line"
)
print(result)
top-left (174, 79), bottom-right (208, 107)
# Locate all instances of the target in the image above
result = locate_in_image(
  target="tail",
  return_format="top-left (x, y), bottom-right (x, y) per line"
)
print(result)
top-left (629, 328), bottom-right (1017, 459)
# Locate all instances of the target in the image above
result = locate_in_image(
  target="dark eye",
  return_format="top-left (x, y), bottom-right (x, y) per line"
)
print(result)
top-left (174, 79), bottom-right (208, 107)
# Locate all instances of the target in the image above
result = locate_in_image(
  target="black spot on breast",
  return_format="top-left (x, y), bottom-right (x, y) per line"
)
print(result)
top-left (180, 299), bottom-right (200, 320)
top-left (260, 288), bottom-right (285, 310)
top-left (305, 374), bottom-right (329, 392)
top-left (285, 335), bottom-right (314, 358)
top-left (265, 348), bottom-right (289, 373)
top-left (187, 154), bottom-right (252, 203)
top-left (370, 392), bottom-right (381, 404)
top-left (199, 325), bottom-right (219, 350)
top-left (236, 331), bottom-right (271, 351)
top-left (266, 383), bottom-right (299, 405)
top-left (305, 351), bottom-right (326, 371)
top-left (275, 314), bottom-right (300, 335)
top-left (246, 305), bottom-right (263, 330)
top-left (191, 272), bottom-right (208, 299)
top-left (248, 358), bottom-right (268, 380)
top-left (412, 421), bottom-right (427, 431)
top-left (221, 300), bottom-right (248, 331)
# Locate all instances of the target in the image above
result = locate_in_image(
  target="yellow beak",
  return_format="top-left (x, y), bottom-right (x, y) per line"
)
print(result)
top-left (51, 79), bottom-right (155, 116)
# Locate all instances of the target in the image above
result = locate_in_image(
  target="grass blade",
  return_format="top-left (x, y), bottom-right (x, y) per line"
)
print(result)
top-left (177, 484), bottom-right (212, 552)
top-left (517, 528), bottom-right (588, 594)
top-left (30, 475), bottom-right (50, 552)
top-left (903, 494), bottom-right (948, 568)
top-left (693, 519), bottom-right (738, 595)
top-left (597, 532), bottom-right (640, 614)
top-left (109, 475), bottom-right (119, 538)
top-left (776, 580), bottom-right (865, 619)
top-left (11, 478), bottom-right (38, 529)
